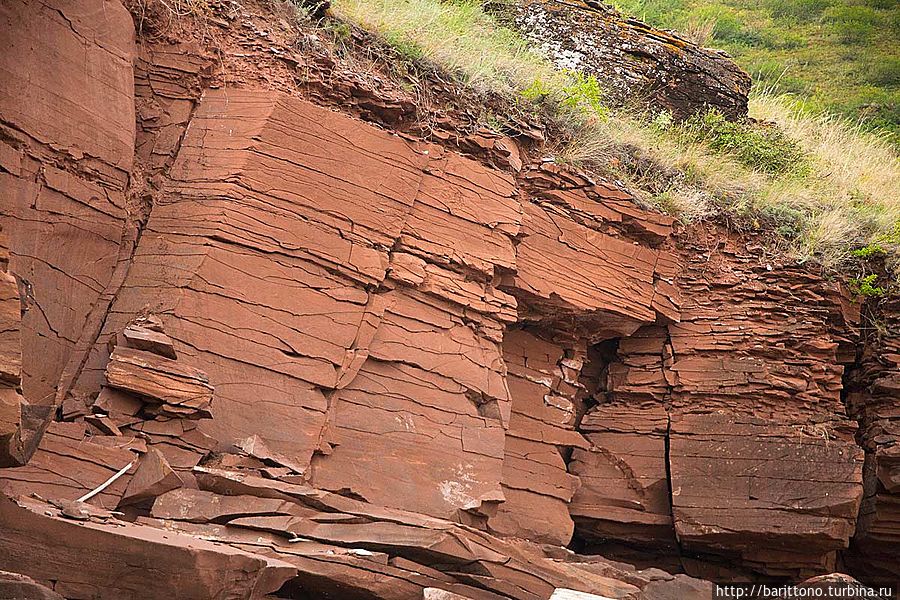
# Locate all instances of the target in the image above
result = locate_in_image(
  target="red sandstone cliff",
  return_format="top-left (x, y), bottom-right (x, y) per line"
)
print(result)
top-left (0, 0), bottom-right (896, 598)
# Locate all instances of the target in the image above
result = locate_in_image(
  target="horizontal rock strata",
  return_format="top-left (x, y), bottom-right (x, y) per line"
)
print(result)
top-left (0, 0), bottom-right (895, 596)
top-left (845, 295), bottom-right (900, 579)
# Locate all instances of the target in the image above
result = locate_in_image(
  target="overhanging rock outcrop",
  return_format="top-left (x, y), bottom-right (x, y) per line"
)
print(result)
top-left (0, 0), bottom-right (895, 595)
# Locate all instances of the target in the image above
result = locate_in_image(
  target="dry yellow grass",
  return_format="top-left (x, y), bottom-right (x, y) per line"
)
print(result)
top-left (330, 0), bottom-right (556, 94)
top-left (751, 93), bottom-right (900, 254)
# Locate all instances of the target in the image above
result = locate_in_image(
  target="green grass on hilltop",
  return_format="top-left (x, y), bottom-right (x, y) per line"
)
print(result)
top-left (610, 0), bottom-right (900, 144)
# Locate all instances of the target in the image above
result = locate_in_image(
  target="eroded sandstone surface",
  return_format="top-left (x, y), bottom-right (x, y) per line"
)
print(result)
top-left (0, 0), bottom-right (896, 598)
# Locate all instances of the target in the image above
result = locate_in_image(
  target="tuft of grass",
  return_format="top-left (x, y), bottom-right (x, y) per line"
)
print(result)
top-left (330, 0), bottom-right (554, 94)
top-left (681, 15), bottom-right (717, 46)
top-left (330, 0), bottom-right (900, 276)
top-left (331, 0), bottom-right (611, 128)
top-left (750, 92), bottom-right (900, 260)
top-left (674, 109), bottom-right (810, 176)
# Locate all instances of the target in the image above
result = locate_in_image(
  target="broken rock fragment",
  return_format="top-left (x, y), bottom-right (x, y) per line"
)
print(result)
top-left (105, 346), bottom-right (213, 418)
top-left (0, 421), bottom-right (137, 508)
top-left (550, 589), bottom-right (618, 600)
top-left (236, 434), bottom-right (307, 476)
top-left (120, 447), bottom-right (183, 506)
top-left (121, 318), bottom-right (178, 360)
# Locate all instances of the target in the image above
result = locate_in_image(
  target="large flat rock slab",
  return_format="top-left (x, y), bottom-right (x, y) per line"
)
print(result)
top-left (670, 413), bottom-right (864, 575)
top-left (0, 495), bottom-right (295, 599)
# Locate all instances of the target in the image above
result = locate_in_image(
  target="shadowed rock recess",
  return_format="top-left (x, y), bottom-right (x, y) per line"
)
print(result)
top-left (0, 0), bottom-right (895, 598)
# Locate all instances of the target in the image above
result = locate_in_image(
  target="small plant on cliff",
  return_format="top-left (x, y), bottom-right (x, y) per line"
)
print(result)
top-left (559, 71), bottom-right (607, 119)
top-left (849, 274), bottom-right (887, 298)
top-left (521, 78), bottom-right (551, 102)
top-left (521, 72), bottom-right (609, 122)
top-left (851, 244), bottom-right (886, 259)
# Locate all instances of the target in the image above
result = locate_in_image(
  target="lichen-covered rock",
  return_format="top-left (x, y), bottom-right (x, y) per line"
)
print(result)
top-left (490, 0), bottom-right (751, 119)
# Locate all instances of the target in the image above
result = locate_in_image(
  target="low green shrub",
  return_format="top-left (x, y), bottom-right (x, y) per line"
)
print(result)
top-left (851, 244), bottom-right (886, 258)
top-left (707, 8), bottom-right (765, 46)
top-left (866, 57), bottom-right (900, 87)
top-left (676, 110), bottom-right (810, 176)
top-left (823, 5), bottom-right (879, 44)
top-left (560, 71), bottom-right (607, 118)
top-left (760, 203), bottom-right (808, 239)
top-left (850, 273), bottom-right (887, 297)
top-left (521, 72), bottom-right (608, 120)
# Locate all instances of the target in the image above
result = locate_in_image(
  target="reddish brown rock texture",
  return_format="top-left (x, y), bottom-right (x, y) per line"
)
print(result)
top-left (573, 237), bottom-right (867, 578)
top-left (845, 295), bottom-right (900, 580)
top-left (0, 0), bottom-right (136, 462)
top-left (0, 0), bottom-right (896, 597)
top-left (0, 224), bottom-right (26, 466)
top-left (569, 404), bottom-right (674, 549)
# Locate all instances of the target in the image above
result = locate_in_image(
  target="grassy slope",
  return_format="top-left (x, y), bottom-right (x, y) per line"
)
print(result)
top-left (611, 0), bottom-right (900, 143)
top-left (330, 0), bottom-right (899, 285)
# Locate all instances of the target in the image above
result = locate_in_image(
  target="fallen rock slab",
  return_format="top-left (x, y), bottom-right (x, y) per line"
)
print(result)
top-left (0, 495), bottom-right (297, 599)
top-left (119, 447), bottom-right (183, 506)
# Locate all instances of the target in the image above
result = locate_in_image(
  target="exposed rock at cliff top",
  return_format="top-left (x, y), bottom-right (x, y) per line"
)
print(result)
top-left (489, 0), bottom-right (752, 119)
top-left (0, 0), bottom-right (895, 597)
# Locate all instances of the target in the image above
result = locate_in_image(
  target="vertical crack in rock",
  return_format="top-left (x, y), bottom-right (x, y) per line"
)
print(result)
top-left (569, 327), bottom-right (679, 569)
top-left (842, 296), bottom-right (900, 580)
top-left (489, 165), bottom-right (682, 548)
top-left (575, 231), bottom-right (867, 579)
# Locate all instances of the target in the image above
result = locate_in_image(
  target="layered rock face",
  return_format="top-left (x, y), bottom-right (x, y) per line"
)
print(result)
top-left (571, 235), bottom-right (866, 578)
top-left (490, 0), bottom-right (752, 119)
top-left (0, 0), bottom-right (895, 597)
top-left (845, 295), bottom-right (900, 580)
top-left (0, 0), bottom-right (137, 465)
